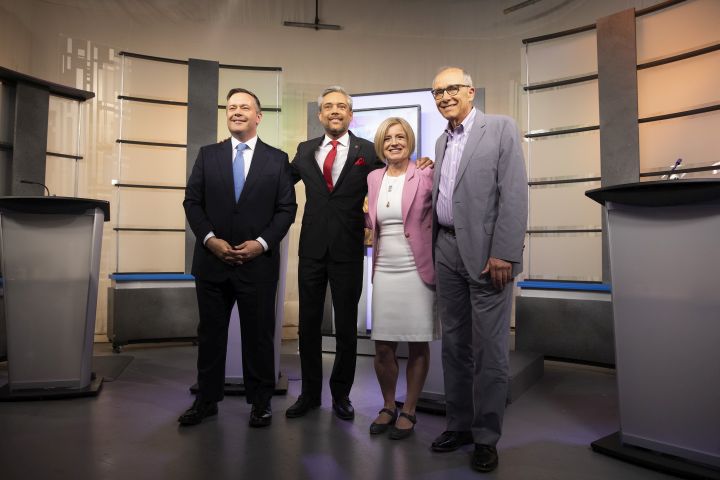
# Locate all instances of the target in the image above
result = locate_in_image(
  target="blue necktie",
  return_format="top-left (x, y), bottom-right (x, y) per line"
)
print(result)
top-left (233, 143), bottom-right (247, 201)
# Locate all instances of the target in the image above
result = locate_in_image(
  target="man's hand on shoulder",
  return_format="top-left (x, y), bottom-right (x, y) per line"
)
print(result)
top-left (416, 157), bottom-right (434, 169)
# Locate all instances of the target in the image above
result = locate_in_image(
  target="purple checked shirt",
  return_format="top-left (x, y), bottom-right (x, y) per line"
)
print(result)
top-left (436, 107), bottom-right (477, 227)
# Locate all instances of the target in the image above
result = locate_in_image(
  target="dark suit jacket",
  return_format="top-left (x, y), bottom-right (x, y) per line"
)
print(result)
top-left (184, 138), bottom-right (297, 283)
top-left (290, 131), bottom-right (384, 262)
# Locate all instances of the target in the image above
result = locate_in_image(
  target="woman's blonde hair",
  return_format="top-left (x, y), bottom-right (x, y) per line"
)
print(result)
top-left (373, 117), bottom-right (416, 161)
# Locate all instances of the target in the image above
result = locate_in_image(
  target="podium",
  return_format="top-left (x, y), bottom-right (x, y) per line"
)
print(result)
top-left (586, 180), bottom-right (720, 476)
top-left (0, 197), bottom-right (110, 399)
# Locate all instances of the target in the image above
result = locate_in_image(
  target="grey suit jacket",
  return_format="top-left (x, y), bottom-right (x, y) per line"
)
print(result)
top-left (432, 109), bottom-right (528, 281)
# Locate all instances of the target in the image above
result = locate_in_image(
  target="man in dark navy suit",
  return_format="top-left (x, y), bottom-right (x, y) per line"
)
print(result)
top-left (285, 86), bottom-right (384, 421)
top-left (181, 87), bottom-right (296, 428)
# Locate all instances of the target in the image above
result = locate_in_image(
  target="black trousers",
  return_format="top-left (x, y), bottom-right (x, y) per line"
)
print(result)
top-left (195, 276), bottom-right (277, 405)
top-left (298, 256), bottom-right (364, 400)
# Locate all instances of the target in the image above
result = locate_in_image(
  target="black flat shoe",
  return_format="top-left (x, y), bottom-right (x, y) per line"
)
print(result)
top-left (178, 399), bottom-right (218, 426)
top-left (369, 407), bottom-right (398, 435)
top-left (286, 395), bottom-right (321, 418)
top-left (471, 444), bottom-right (498, 473)
top-left (249, 401), bottom-right (272, 428)
top-left (332, 397), bottom-right (355, 420)
top-left (389, 412), bottom-right (416, 440)
top-left (431, 430), bottom-right (473, 452)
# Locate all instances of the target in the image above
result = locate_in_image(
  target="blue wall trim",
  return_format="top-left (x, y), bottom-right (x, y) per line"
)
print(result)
top-left (110, 273), bottom-right (195, 282)
top-left (517, 280), bottom-right (611, 292)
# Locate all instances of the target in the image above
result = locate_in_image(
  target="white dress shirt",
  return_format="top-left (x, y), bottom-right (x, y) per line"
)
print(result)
top-left (437, 108), bottom-right (477, 227)
top-left (315, 131), bottom-right (350, 186)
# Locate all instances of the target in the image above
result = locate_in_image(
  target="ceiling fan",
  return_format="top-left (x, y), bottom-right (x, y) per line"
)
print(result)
top-left (283, 0), bottom-right (342, 31)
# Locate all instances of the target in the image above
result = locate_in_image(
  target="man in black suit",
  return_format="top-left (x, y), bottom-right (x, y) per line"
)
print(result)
top-left (285, 86), bottom-right (385, 420)
top-left (181, 88), bottom-right (296, 428)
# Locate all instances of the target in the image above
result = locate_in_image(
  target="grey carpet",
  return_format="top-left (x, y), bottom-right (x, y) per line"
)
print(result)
top-left (92, 354), bottom-right (134, 381)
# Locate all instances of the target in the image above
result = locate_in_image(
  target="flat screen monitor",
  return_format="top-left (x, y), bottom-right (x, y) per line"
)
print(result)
top-left (349, 104), bottom-right (421, 160)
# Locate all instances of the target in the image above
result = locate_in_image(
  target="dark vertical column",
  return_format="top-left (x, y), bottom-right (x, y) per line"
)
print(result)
top-left (473, 87), bottom-right (486, 112)
top-left (185, 59), bottom-right (219, 274)
top-left (306, 100), bottom-right (324, 140)
top-left (12, 82), bottom-right (49, 196)
top-left (596, 8), bottom-right (639, 282)
top-left (0, 84), bottom-right (15, 196)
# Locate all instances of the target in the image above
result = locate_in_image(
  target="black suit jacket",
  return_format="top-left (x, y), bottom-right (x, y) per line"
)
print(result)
top-left (184, 138), bottom-right (297, 283)
top-left (291, 132), bottom-right (383, 262)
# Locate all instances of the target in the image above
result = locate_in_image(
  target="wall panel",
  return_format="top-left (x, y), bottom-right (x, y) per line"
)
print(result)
top-left (122, 56), bottom-right (188, 102)
top-left (528, 131), bottom-right (600, 180)
top-left (116, 231), bottom-right (184, 273)
top-left (637, 50), bottom-right (720, 118)
top-left (637, 0), bottom-right (720, 63)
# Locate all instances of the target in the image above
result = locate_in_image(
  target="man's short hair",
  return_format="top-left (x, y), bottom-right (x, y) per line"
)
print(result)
top-left (317, 86), bottom-right (353, 111)
top-left (226, 87), bottom-right (262, 111)
top-left (435, 66), bottom-right (474, 87)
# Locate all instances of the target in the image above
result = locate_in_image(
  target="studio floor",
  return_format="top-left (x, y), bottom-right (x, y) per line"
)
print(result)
top-left (0, 340), bottom-right (678, 480)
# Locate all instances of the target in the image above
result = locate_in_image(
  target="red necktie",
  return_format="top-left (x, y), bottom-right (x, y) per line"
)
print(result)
top-left (323, 139), bottom-right (338, 191)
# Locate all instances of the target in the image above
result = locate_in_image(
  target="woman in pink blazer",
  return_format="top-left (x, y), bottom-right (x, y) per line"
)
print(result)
top-left (365, 117), bottom-right (439, 440)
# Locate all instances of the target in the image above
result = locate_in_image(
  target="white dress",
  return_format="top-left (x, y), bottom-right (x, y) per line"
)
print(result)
top-left (371, 173), bottom-right (439, 342)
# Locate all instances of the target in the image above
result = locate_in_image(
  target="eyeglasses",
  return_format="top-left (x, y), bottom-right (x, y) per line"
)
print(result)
top-left (431, 84), bottom-right (471, 100)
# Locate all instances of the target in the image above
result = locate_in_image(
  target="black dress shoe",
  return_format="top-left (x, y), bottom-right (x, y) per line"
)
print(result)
top-left (369, 407), bottom-right (398, 435)
top-left (178, 399), bottom-right (218, 426)
top-left (389, 412), bottom-right (417, 440)
top-left (249, 402), bottom-right (272, 428)
top-left (472, 444), bottom-right (498, 473)
top-left (285, 395), bottom-right (321, 418)
top-left (332, 397), bottom-right (355, 420)
top-left (431, 430), bottom-right (474, 452)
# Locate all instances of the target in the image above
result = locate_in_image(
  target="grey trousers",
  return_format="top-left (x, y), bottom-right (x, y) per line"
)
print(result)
top-left (435, 229), bottom-right (513, 446)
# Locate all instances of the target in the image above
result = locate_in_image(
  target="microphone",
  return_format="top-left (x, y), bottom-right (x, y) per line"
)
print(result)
top-left (668, 158), bottom-right (682, 179)
top-left (20, 179), bottom-right (51, 196)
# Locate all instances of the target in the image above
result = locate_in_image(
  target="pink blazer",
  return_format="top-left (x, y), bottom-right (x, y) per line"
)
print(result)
top-left (366, 161), bottom-right (435, 285)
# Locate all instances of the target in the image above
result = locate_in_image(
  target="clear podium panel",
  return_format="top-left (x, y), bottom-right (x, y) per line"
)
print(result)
top-left (0, 208), bottom-right (104, 391)
top-left (223, 235), bottom-right (289, 387)
top-left (606, 200), bottom-right (720, 467)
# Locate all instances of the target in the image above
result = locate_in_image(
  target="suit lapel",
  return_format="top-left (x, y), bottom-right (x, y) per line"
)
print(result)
top-left (216, 139), bottom-right (235, 203)
top-left (401, 162), bottom-right (418, 225)
top-left (367, 169), bottom-right (384, 230)
top-left (305, 137), bottom-right (328, 192)
top-left (333, 132), bottom-right (361, 192)
top-left (454, 110), bottom-right (487, 191)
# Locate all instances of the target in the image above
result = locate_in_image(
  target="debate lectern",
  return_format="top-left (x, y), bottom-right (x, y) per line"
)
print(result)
top-left (586, 180), bottom-right (720, 477)
top-left (0, 197), bottom-right (110, 400)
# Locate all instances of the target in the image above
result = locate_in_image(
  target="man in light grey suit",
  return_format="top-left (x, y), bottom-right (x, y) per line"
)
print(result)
top-left (429, 67), bottom-right (528, 473)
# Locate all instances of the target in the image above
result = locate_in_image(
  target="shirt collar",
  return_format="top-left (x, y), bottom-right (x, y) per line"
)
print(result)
top-left (445, 107), bottom-right (477, 137)
top-left (231, 135), bottom-right (258, 151)
top-left (323, 131), bottom-right (350, 148)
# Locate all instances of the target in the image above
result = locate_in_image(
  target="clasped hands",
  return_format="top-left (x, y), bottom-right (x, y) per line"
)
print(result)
top-left (207, 237), bottom-right (263, 265)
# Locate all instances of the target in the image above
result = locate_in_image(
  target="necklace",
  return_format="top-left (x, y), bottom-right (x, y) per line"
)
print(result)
top-left (384, 174), bottom-right (404, 208)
